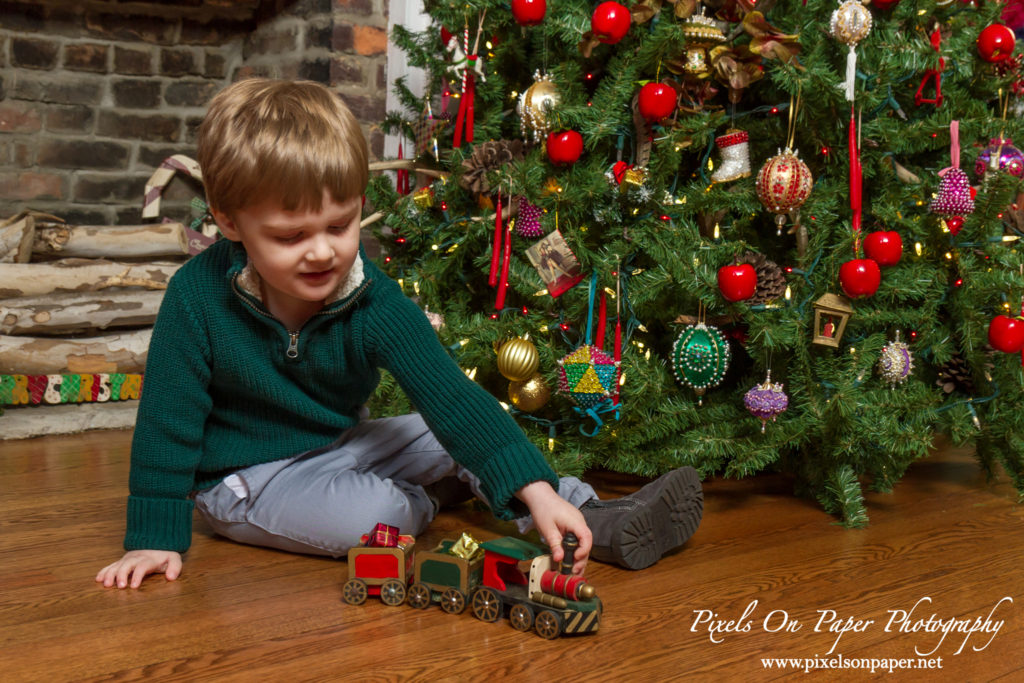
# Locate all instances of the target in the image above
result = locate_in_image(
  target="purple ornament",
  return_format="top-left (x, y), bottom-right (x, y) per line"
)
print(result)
top-left (975, 138), bottom-right (1024, 181)
top-left (744, 371), bottom-right (788, 432)
top-left (929, 167), bottom-right (974, 217)
top-left (515, 197), bottom-right (544, 238)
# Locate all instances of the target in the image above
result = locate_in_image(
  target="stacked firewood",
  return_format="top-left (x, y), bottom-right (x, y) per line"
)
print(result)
top-left (0, 210), bottom-right (194, 439)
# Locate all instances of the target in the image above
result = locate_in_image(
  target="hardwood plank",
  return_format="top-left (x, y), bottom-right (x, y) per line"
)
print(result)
top-left (1, 430), bottom-right (1021, 681)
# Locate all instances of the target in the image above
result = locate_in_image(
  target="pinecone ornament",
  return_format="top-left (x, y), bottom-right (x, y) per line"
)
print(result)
top-left (740, 251), bottom-right (786, 305)
top-left (936, 353), bottom-right (976, 395)
top-left (458, 140), bottom-right (526, 193)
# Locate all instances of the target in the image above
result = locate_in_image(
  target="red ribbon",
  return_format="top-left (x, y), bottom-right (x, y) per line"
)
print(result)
top-left (489, 194), bottom-right (502, 287)
top-left (495, 220), bottom-right (512, 310)
top-left (849, 107), bottom-right (862, 253)
top-left (915, 28), bottom-right (945, 107)
top-left (453, 64), bottom-right (476, 147)
top-left (396, 142), bottom-right (410, 195)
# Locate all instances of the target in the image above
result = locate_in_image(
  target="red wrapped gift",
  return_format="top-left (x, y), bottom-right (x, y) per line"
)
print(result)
top-left (365, 522), bottom-right (399, 548)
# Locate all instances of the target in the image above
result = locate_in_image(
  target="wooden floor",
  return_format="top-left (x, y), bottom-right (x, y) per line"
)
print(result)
top-left (2, 430), bottom-right (1022, 682)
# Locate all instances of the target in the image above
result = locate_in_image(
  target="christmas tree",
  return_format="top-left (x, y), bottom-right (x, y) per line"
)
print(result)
top-left (366, 0), bottom-right (1024, 525)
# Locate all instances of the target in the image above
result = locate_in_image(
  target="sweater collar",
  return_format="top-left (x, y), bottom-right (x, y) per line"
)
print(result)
top-left (231, 246), bottom-right (366, 307)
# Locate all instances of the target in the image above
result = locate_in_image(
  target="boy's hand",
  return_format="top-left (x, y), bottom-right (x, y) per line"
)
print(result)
top-left (516, 481), bottom-right (592, 575)
top-left (95, 550), bottom-right (182, 589)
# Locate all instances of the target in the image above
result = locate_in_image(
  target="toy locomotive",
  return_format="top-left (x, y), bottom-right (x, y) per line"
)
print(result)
top-left (343, 524), bottom-right (601, 639)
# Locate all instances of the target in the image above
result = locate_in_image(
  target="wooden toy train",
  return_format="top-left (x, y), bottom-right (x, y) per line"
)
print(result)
top-left (342, 526), bottom-right (601, 639)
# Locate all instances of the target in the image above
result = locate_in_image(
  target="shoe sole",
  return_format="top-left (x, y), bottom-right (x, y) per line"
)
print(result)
top-left (613, 467), bottom-right (704, 570)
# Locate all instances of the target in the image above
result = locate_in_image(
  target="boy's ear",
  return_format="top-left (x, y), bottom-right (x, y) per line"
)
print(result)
top-left (210, 207), bottom-right (241, 242)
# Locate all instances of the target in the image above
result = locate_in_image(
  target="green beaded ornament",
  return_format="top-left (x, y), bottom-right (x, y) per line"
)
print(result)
top-left (671, 322), bottom-right (731, 405)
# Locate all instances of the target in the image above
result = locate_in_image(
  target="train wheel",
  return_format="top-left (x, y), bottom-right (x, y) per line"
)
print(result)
top-left (534, 610), bottom-right (562, 639)
top-left (407, 583), bottom-right (431, 610)
top-left (380, 578), bottom-right (406, 606)
top-left (440, 588), bottom-right (467, 615)
top-left (509, 604), bottom-right (534, 632)
top-left (342, 579), bottom-right (367, 605)
top-left (471, 587), bottom-right (501, 623)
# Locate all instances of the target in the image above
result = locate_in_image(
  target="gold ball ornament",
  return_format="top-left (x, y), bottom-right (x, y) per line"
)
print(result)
top-left (517, 71), bottom-right (560, 142)
top-left (756, 148), bottom-right (813, 232)
top-left (830, 0), bottom-right (872, 47)
top-left (508, 372), bottom-right (551, 412)
top-left (496, 337), bottom-right (540, 381)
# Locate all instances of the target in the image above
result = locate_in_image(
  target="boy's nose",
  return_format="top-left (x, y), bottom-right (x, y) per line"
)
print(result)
top-left (306, 234), bottom-right (335, 263)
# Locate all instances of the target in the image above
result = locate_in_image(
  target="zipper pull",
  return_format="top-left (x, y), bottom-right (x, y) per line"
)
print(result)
top-left (286, 331), bottom-right (300, 359)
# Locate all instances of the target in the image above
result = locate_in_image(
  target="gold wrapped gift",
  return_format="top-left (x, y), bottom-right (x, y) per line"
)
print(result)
top-left (413, 186), bottom-right (435, 209)
top-left (448, 531), bottom-right (485, 562)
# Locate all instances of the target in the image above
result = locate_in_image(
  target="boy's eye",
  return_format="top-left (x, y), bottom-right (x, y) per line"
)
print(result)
top-left (328, 223), bottom-right (348, 234)
top-left (277, 233), bottom-right (302, 243)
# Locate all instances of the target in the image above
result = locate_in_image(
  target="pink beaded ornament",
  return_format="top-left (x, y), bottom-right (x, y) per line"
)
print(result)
top-left (929, 120), bottom-right (975, 217)
top-left (515, 197), bottom-right (544, 238)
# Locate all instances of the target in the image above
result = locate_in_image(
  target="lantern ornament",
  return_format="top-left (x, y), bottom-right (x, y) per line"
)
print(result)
top-left (680, 8), bottom-right (726, 77)
top-left (811, 293), bottom-right (853, 348)
top-left (517, 71), bottom-right (560, 142)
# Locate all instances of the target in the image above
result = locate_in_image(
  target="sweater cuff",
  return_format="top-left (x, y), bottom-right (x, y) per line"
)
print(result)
top-left (474, 446), bottom-right (560, 521)
top-left (124, 495), bottom-right (195, 552)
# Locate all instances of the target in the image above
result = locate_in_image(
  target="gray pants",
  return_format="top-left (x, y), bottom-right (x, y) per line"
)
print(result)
top-left (193, 413), bottom-right (596, 558)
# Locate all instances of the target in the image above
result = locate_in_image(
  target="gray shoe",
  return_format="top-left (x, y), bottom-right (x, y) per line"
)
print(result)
top-left (581, 466), bottom-right (703, 570)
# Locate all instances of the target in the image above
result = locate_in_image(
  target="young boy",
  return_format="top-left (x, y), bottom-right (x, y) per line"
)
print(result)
top-left (96, 79), bottom-right (703, 590)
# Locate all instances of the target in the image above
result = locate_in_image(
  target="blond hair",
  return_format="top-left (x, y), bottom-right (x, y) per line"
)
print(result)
top-left (197, 78), bottom-right (369, 216)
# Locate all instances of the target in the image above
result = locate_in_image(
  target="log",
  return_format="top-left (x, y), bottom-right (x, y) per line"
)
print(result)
top-left (0, 329), bottom-right (151, 375)
top-left (0, 259), bottom-right (179, 298)
top-left (0, 401), bottom-right (138, 440)
top-left (32, 223), bottom-right (190, 259)
top-left (0, 211), bottom-right (60, 263)
top-left (1, 289), bottom-right (165, 335)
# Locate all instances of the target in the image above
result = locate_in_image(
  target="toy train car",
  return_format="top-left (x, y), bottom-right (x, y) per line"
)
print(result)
top-left (344, 530), bottom-right (601, 639)
top-left (407, 537), bottom-right (484, 614)
top-left (470, 535), bottom-right (601, 639)
top-left (342, 533), bottom-right (415, 606)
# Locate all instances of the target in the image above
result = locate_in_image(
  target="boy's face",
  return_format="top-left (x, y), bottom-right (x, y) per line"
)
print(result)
top-left (212, 189), bottom-right (362, 325)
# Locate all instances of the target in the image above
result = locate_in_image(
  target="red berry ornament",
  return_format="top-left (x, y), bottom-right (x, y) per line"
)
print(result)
top-left (546, 130), bottom-right (584, 165)
top-left (591, 1), bottom-right (632, 44)
top-left (839, 259), bottom-right (881, 298)
top-left (511, 0), bottom-right (546, 26)
top-left (717, 263), bottom-right (758, 302)
top-left (977, 24), bottom-right (1016, 63)
top-left (946, 215), bottom-right (964, 235)
top-left (637, 82), bottom-right (678, 122)
top-left (862, 231), bottom-right (903, 267)
top-left (988, 315), bottom-right (1024, 353)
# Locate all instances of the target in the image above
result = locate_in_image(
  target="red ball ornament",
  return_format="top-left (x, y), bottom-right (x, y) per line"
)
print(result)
top-left (839, 258), bottom-right (881, 298)
top-left (511, 0), bottom-right (546, 26)
top-left (546, 130), bottom-right (584, 165)
top-left (946, 215), bottom-right (964, 235)
top-left (988, 314), bottom-right (1024, 352)
top-left (717, 263), bottom-right (758, 302)
top-left (871, 0), bottom-right (900, 9)
top-left (977, 24), bottom-right (1016, 63)
top-left (591, 1), bottom-right (632, 44)
top-left (637, 82), bottom-right (678, 122)
top-left (862, 231), bottom-right (903, 267)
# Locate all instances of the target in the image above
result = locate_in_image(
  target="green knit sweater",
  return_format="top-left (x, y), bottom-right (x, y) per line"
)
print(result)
top-left (125, 239), bottom-right (558, 552)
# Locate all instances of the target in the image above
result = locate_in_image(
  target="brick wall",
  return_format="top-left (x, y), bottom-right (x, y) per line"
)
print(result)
top-left (0, 0), bottom-right (389, 227)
